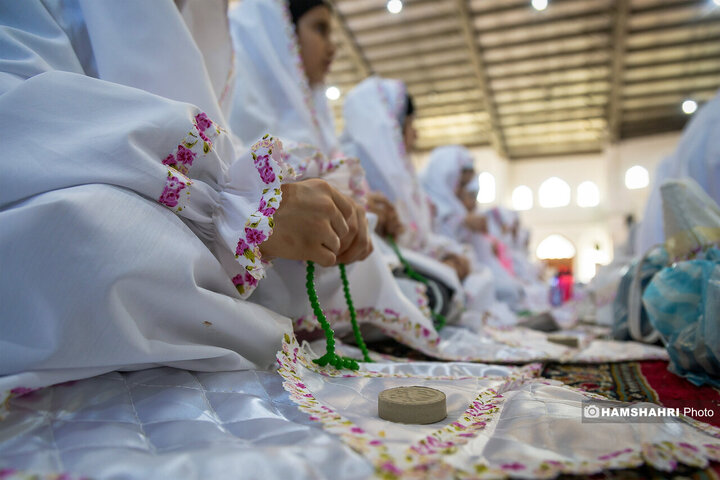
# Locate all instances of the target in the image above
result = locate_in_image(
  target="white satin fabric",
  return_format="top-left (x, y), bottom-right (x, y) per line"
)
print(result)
top-left (0, 335), bottom-right (692, 480)
top-left (0, 0), bottom-right (293, 394)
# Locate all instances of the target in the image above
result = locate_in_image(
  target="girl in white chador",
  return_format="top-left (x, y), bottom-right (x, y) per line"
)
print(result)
top-left (228, 0), bottom-right (443, 351)
top-left (420, 146), bottom-right (526, 308)
top-left (340, 76), bottom-right (499, 315)
top-left (0, 0), bottom-right (371, 393)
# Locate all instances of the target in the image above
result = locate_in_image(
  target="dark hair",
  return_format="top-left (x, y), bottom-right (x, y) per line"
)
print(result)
top-left (289, 0), bottom-right (330, 25)
top-left (405, 93), bottom-right (415, 119)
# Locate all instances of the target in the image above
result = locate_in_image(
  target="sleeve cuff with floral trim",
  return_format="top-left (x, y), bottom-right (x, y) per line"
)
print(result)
top-left (154, 110), bottom-right (294, 299)
top-left (229, 135), bottom-right (295, 298)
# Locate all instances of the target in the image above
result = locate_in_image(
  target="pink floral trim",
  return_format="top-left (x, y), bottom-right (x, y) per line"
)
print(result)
top-left (276, 334), bottom-right (537, 478)
top-left (157, 111), bottom-right (222, 211)
top-left (295, 306), bottom-right (442, 351)
top-left (278, 334), bottom-right (720, 479)
top-left (0, 469), bottom-right (89, 480)
top-left (158, 169), bottom-right (192, 212)
top-left (231, 135), bottom-right (294, 298)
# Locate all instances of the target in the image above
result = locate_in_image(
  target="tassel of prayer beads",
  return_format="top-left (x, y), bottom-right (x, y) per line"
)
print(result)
top-left (338, 264), bottom-right (372, 362)
top-left (306, 261), bottom-right (359, 370)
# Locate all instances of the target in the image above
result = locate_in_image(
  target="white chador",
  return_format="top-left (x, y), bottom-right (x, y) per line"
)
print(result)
top-left (341, 76), bottom-right (497, 316)
top-left (0, 0), bottom-right (299, 392)
top-left (636, 89), bottom-right (720, 256)
top-left (420, 146), bottom-right (526, 308)
top-left (227, 0), bottom-right (441, 348)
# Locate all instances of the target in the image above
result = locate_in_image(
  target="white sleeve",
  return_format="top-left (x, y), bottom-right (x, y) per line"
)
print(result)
top-left (0, 71), bottom-right (293, 298)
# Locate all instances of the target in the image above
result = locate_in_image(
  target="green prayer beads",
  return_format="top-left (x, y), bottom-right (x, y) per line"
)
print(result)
top-left (339, 264), bottom-right (372, 362)
top-left (306, 261), bottom-right (366, 370)
top-left (386, 237), bottom-right (447, 330)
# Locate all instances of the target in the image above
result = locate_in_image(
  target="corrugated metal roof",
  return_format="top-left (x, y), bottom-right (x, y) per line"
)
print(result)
top-left (325, 0), bottom-right (720, 158)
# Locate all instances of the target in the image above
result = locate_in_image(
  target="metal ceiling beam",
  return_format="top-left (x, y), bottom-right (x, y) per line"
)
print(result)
top-left (607, 0), bottom-right (630, 143)
top-left (481, 24), bottom-right (611, 50)
top-left (630, 0), bottom-right (710, 15)
top-left (626, 52), bottom-right (720, 70)
top-left (352, 14), bottom-right (457, 36)
top-left (479, 7), bottom-right (611, 35)
top-left (624, 68), bottom-right (720, 85)
top-left (471, 0), bottom-right (590, 16)
top-left (497, 89), bottom-right (610, 107)
top-left (503, 108), bottom-right (603, 129)
top-left (454, 0), bottom-right (508, 158)
top-left (328, 1), bottom-right (372, 78)
top-left (631, 16), bottom-right (720, 35)
top-left (508, 145), bottom-right (604, 160)
top-left (627, 34), bottom-right (720, 53)
top-left (491, 61), bottom-right (609, 81)
top-left (493, 75), bottom-right (610, 93)
top-left (486, 45), bottom-right (611, 67)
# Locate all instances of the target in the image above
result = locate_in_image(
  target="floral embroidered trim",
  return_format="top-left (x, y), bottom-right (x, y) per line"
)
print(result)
top-left (283, 144), bottom-right (367, 201)
top-left (278, 334), bottom-right (720, 479)
top-left (295, 306), bottom-right (441, 350)
top-left (231, 135), bottom-right (294, 298)
top-left (158, 169), bottom-right (192, 212)
top-left (157, 112), bottom-right (222, 211)
top-left (277, 334), bottom-right (538, 478)
top-left (0, 469), bottom-right (90, 480)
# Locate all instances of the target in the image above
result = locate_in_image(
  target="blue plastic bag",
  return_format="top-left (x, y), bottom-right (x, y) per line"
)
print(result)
top-left (643, 247), bottom-right (720, 387)
top-left (612, 246), bottom-right (668, 342)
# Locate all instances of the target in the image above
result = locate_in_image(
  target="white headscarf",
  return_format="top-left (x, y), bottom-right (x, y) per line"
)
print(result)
top-left (228, 0), bottom-right (339, 157)
top-left (419, 145), bottom-right (475, 234)
top-left (342, 76), bottom-right (434, 247)
top-left (636, 89), bottom-right (720, 255)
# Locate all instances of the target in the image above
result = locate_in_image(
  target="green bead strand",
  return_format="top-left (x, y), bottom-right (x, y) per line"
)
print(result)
top-left (306, 261), bottom-right (359, 370)
top-left (386, 237), bottom-right (447, 331)
top-left (338, 264), bottom-right (372, 362)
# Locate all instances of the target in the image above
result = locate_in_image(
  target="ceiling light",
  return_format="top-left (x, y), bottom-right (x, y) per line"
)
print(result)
top-left (387, 0), bottom-right (403, 14)
top-left (682, 99), bottom-right (698, 115)
top-left (325, 86), bottom-right (340, 101)
top-left (531, 0), bottom-right (548, 11)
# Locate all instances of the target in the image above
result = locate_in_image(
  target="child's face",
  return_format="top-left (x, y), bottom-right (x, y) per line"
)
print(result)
top-left (402, 114), bottom-right (417, 152)
top-left (296, 6), bottom-right (335, 86)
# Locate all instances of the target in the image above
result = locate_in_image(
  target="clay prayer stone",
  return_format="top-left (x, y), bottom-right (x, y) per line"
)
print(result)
top-left (378, 386), bottom-right (447, 424)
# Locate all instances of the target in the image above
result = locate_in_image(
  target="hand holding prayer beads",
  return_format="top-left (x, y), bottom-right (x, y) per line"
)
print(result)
top-left (366, 191), bottom-right (404, 239)
top-left (260, 179), bottom-right (353, 267)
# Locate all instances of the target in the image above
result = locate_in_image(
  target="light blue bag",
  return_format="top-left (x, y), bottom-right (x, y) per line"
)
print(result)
top-left (643, 247), bottom-right (720, 387)
top-left (611, 246), bottom-right (668, 343)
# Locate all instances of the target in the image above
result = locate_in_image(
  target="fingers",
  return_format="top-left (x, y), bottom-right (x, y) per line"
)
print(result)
top-left (313, 247), bottom-right (337, 267)
top-left (329, 187), bottom-right (355, 221)
top-left (328, 207), bottom-right (349, 239)
top-left (320, 228), bottom-right (341, 254)
top-left (336, 208), bottom-right (370, 264)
